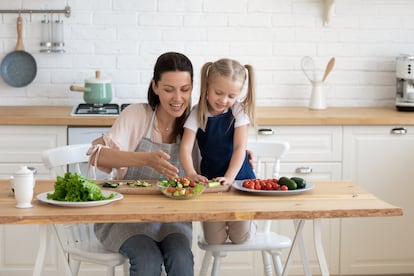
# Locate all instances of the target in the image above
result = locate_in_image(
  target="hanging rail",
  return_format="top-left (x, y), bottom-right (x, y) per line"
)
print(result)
top-left (0, 5), bottom-right (71, 18)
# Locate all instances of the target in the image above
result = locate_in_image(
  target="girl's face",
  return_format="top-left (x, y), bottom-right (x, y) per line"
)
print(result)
top-left (207, 76), bottom-right (243, 116)
top-left (152, 71), bottom-right (192, 118)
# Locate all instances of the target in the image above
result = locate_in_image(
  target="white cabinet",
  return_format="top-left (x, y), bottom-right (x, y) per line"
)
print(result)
top-left (0, 126), bottom-right (66, 276)
top-left (341, 126), bottom-right (414, 274)
top-left (0, 125), bottom-right (67, 179)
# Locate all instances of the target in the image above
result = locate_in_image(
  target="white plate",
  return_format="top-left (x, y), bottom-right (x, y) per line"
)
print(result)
top-left (232, 180), bottom-right (314, 196)
top-left (37, 190), bottom-right (123, 207)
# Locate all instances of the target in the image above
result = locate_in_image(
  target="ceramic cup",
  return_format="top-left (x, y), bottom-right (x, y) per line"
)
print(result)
top-left (10, 166), bottom-right (34, 208)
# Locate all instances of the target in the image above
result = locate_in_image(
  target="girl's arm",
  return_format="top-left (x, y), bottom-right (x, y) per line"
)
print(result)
top-left (180, 128), bottom-right (208, 182)
top-left (216, 124), bottom-right (249, 185)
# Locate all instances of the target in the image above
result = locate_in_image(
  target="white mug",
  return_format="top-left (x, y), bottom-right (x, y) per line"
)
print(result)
top-left (10, 166), bottom-right (34, 208)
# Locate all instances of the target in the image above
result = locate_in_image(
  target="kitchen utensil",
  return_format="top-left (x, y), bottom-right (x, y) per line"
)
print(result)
top-left (70, 71), bottom-right (113, 105)
top-left (309, 80), bottom-right (326, 110)
top-left (10, 166), bottom-right (34, 208)
top-left (322, 57), bottom-right (335, 82)
top-left (0, 16), bottom-right (37, 88)
top-left (301, 56), bottom-right (316, 82)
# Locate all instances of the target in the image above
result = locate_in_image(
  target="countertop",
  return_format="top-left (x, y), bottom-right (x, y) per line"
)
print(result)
top-left (1, 106), bottom-right (414, 126)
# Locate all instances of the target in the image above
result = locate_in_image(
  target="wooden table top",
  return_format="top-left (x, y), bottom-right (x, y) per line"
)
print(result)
top-left (1, 106), bottom-right (414, 126)
top-left (0, 180), bottom-right (402, 225)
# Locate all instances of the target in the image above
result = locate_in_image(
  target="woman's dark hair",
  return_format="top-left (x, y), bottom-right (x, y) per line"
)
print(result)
top-left (148, 52), bottom-right (193, 138)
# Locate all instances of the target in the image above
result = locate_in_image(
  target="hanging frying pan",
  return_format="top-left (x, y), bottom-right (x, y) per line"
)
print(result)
top-left (1, 15), bottom-right (37, 88)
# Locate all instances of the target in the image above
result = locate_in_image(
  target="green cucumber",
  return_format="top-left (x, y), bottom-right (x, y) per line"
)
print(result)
top-left (278, 177), bottom-right (297, 190)
top-left (291, 177), bottom-right (306, 189)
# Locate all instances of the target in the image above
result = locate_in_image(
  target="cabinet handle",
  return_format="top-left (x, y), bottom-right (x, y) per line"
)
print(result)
top-left (257, 128), bottom-right (274, 135)
top-left (390, 127), bottom-right (407, 135)
top-left (295, 167), bottom-right (313, 174)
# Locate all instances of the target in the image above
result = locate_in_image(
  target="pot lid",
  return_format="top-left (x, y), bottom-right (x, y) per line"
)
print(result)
top-left (85, 71), bottom-right (111, 84)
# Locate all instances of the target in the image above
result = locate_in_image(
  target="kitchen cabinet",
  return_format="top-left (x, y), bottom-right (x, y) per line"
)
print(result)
top-left (0, 126), bottom-right (66, 276)
top-left (341, 126), bottom-right (414, 274)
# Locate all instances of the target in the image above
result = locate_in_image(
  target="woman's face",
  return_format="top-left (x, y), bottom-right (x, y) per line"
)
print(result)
top-left (152, 71), bottom-right (192, 118)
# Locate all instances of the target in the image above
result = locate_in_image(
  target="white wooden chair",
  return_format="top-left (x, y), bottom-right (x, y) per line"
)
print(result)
top-left (41, 143), bottom-right (129, 276)
top-left (197, 141), bottom-right (293, 276)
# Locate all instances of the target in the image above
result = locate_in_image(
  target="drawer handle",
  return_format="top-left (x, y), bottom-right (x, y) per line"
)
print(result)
top-left (257, 128), bottom-right (274, 135)
top-left (295, 167), bottom-right (313, 174)
top-left (390, 127), bottom-right (407, 135)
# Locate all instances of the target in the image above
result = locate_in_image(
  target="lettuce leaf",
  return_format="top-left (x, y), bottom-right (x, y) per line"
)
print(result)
top-left (47, 172), bottom-right (114, 202)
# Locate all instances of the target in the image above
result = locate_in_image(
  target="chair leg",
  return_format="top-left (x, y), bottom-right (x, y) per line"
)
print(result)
top-left (211, 251), bottom-right (226, 276)
top-left (270, 251), bottom-right (283, 276)
top-left (105, 266), bottom-right (115, 276)
top-left (261, 250), bottom-right (274, 276)
top-left (199, 251), bottom-right (212, 276)
top-left (122, 260), bottom-right (129, 276)
top-left (68, 258), bottom-right (81, 276)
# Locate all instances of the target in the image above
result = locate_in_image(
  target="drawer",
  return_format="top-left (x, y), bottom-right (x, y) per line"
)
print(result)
top-left (249, 125), bottom-right (342, 162)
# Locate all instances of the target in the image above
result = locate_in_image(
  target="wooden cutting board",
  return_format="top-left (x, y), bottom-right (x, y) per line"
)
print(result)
top-left (99, 180), bottom-right (231, 195)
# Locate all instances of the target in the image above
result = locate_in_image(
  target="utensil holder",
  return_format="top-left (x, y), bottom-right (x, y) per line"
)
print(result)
top-left (309, 80), bottom-right (327, 110)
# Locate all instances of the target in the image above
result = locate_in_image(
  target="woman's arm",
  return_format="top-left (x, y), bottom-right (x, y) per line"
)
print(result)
top-left (216, 124), bottom-right (249, 185)
top-left (180, 128), bottom-right (208, 182)
top-left (89, 134), bottom-right (179, 180)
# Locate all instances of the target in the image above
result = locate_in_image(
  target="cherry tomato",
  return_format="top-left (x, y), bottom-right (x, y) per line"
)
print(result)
top-left (280, 185), bottom-right (288, 191)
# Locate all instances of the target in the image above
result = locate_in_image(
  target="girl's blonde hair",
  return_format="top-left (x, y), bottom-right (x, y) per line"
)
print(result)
top-left (197, 58), bottom-right (256, 131)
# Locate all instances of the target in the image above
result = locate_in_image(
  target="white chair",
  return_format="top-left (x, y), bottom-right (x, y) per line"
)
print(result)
top-left (198, 141), bottom-right (292, 276)
top-left (41, 143), bottom-right (129, 276)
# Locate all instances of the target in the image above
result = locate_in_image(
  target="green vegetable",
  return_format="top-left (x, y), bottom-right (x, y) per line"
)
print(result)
top-left (207, 181), bottom-right (221, 187)
top-left (47, 172), bottom-right (114, 202)
top-left (290, 177), bottom-right (306, 189)
top-left (278, 176), bottom-right (297, 190)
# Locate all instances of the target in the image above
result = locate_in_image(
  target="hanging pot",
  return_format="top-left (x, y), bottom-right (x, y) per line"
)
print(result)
top-left (70, 71), bottom-right (112, 105)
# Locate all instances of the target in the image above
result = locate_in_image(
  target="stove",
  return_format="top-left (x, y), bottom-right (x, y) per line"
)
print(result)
top-left (71, 103), bottom-right (130, 116)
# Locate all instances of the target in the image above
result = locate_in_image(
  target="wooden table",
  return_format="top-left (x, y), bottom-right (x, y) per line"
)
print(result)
top-left (0, 180), bottom-right (403, 276)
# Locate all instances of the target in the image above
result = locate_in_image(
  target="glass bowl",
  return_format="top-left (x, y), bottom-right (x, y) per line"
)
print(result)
top-left (157, 178), bottom-right (205, 200)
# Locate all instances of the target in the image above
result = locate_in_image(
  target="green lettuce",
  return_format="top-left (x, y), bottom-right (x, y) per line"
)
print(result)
top-left (47, 172), bottom-right (114, 202)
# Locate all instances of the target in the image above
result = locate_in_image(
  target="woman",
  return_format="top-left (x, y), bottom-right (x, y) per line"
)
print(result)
top-left (88, 52), bottom-right (194, 276)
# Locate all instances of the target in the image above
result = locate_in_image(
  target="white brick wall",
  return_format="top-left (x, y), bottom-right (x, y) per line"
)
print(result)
top-left (0, 0), bottom-right (413, 108)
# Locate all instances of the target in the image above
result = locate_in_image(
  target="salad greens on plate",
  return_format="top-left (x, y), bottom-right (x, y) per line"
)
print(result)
top-left (47, 172), bottom-right (114, 202)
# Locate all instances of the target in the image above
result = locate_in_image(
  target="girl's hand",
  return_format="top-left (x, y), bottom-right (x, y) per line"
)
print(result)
top-left (213, 176), bottom-right (234, 186)
top-left (187, 174), bottom-right (208, 183)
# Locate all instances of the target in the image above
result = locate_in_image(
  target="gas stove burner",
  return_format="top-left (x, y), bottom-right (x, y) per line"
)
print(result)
top-left (71, 103), bottom-right (131, 116)
top-left (73, 103), bottom-right (120, 115)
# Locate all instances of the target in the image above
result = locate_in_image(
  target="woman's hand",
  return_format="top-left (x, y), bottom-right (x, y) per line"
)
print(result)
top-left (148, 150), bottom-right (179, 179)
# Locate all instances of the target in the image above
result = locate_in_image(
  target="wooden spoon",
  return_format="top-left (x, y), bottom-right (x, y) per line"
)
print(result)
top-left (322, 57), bottom-right (335, 82)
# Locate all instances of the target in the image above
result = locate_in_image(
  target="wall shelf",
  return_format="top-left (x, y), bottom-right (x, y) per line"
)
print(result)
top-left (0, 5), bottom-right (71, 18)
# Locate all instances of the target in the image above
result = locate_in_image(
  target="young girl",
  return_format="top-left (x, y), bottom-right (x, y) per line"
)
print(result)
top-left (180, 58), bottom-right (256, 244)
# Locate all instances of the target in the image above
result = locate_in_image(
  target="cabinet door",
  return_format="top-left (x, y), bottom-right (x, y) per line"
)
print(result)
top-left (342, 126), bottom-right (414, 274)
top-left (0, 126), bottom-right (66, 178)
top-left (0, 126), bottom-right (66, 276)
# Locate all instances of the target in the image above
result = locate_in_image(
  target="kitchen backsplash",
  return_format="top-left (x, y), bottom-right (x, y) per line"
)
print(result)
top-left (0, 0), bottom-right (412, 107)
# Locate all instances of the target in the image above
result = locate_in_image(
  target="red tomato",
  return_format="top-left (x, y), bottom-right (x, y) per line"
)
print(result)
top-left (166, 187), bottom-right (175, 193)
top-left (271, 183), bottom-right (279, 190)
top-left (280, 185), bottom-right (288, 191)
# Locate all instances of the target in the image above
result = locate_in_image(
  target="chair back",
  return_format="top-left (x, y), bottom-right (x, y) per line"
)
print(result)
top-left (41, 143), bottom-right (91, 179)
top-left (247, 140), bottom-right (290, 179)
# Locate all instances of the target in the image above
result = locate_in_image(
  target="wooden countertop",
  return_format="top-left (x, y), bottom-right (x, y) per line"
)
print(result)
top-left (1, 105), bottom-right (414, 126)
top-left (0, 180), bottom-right (403, 224)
